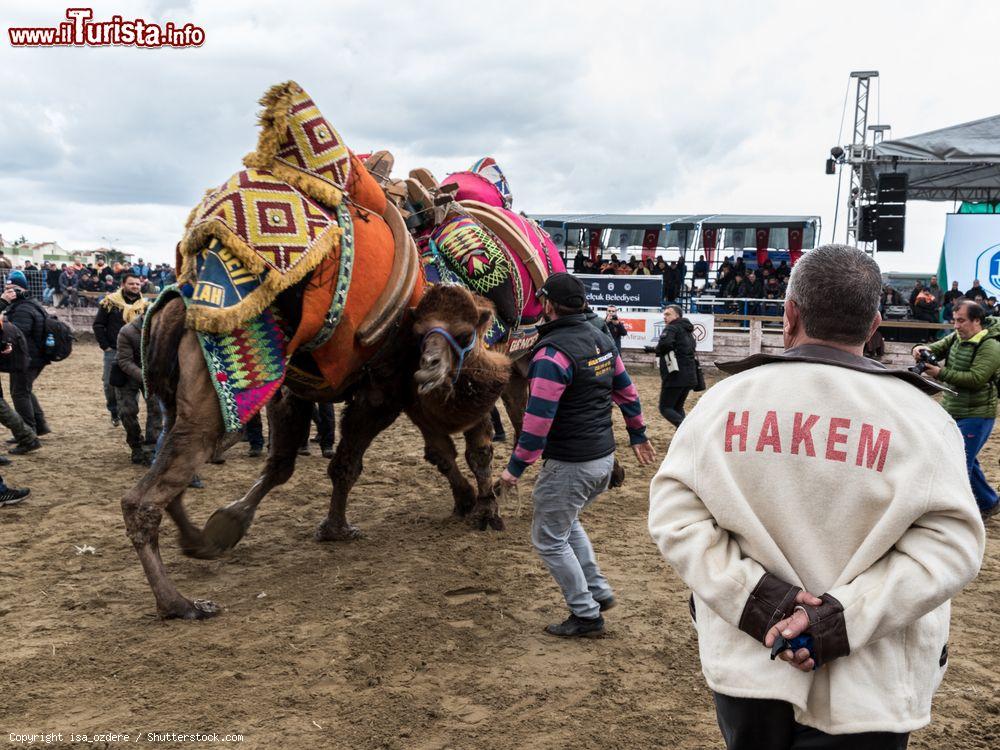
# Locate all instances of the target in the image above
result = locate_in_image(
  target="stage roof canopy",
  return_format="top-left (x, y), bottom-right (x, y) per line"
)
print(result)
top-left (864, 114), bottom-right (1000, 201)
top-left (533, 213), bottom-right (819, 231)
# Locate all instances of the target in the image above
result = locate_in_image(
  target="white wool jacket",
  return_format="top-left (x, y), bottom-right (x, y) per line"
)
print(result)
top-left (648, 345), bottom-right (985, 735)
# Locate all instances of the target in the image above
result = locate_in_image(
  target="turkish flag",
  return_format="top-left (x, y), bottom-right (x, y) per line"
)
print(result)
top-left (641, 228), bottom-right (659, 261)
top-left (702, 227), bottom-right (717, 266)
top-left (589, 227), bottom-right (602, 262)
top-left (789, 225), bottom-right (804, 265)
top-left (755, 228), bottom-right (770, 267)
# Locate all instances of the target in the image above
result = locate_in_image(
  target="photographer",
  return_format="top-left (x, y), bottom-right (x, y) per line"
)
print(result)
top-left (650, 244), bottom-right (984, 747)
top-left (645, 304), bottom-right (698, 427)
top-left (914, 300), bottom-right (1000, 518)
top-left (604, 305), bottom-right (627, 353)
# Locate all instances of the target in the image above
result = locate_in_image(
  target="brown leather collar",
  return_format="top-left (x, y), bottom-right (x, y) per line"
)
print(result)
top-left (717, 344), bottom-right (948, 396)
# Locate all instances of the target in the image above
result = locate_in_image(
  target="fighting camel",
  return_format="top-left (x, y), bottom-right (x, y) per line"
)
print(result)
top-left (122, 81), bottom-right (510, 619)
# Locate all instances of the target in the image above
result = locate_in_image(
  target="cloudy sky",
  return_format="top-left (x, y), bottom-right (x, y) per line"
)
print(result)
top-left (2, 0), bottom-right (998, 272)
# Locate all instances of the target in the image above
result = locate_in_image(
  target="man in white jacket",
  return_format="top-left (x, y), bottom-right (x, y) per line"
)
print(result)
top-left (648, 244), bottom-right (985, 749)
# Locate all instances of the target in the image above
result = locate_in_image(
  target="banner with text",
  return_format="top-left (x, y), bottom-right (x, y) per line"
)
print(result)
top-left (604, 311), bottom-right (714, 352)
top-left (578, 274), bottom-right (663, 308)
top-left (943, 213), bottom-right (1000, 297)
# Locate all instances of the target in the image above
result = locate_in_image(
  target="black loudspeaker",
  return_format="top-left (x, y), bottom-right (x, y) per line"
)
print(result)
top-left (859, 205), bottom-right (878, 242)
top-left (877, 173), bottom-right (908, 203)
top-left (876, 173), bottom-right (908, 251)
top-left (878, 216), bottom-right (906, 252)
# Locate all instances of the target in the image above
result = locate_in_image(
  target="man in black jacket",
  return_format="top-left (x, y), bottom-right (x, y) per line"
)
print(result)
top-left (115, 315), bottom-right (161, 464)
top-left (93, 274), bottom-right (147, 426)
top-left (497, 273), bottom-right (655, 638)
top-left (645, 305), bottom-right (699, 426)
top-left (3, 271), bottom-right (50, 435)
top-left (0, 293), bottom-right (40, 456)
top-left (604, 305), bottom-right (628, 353)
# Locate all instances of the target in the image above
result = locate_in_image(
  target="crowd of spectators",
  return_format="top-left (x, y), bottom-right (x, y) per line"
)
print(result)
top-left (878, 275), bottom-right (1000, 324)
top-left (0, 250), bottom-right (176, 308)
top-left (571, 249), bottom-right (793, 308)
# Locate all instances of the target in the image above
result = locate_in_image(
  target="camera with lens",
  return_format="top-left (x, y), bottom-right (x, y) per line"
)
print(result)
top-left (909, 349), bottom-right (939, 375)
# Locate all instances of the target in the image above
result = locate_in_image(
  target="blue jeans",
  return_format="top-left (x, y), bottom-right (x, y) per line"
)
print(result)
top-left (531, 454), bottom-right (615, 618)
top-left (956, 417), bottom-right (998, 512)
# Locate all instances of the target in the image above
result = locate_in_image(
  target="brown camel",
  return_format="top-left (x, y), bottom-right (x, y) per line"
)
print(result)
top-left (122, 284), bottom-right (509, 619)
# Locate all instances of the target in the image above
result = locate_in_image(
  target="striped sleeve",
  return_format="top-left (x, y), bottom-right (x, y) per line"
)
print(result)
top-left (506, 346), bottom-right (573, 478)
top-left (611, 354), bottom-right (648, 444)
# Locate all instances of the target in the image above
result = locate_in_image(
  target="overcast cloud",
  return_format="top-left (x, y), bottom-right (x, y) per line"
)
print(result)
top-left (1, 0), bottom-right (998, 272)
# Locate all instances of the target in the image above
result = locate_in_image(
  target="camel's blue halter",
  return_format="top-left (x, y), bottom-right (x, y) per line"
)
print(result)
top-left (422, 327), bottom-right (478, 383)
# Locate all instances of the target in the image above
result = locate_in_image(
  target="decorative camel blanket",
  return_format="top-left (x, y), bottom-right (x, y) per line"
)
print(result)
top-left (423, 213), bottom-right (523, 346)
top-left (441, 157), bottom-right (512, 209)
top-left (142, 288), bottom-right (289, 433)
top-left (178, 81), bottom-right (355, 335)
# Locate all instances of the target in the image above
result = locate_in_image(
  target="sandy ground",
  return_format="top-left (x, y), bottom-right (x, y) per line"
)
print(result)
top-left (1, 343), bottom-right (998, 750)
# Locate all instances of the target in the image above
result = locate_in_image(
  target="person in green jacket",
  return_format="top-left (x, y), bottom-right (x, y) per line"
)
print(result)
top-left (915, 300), bottom-right (1000, 517)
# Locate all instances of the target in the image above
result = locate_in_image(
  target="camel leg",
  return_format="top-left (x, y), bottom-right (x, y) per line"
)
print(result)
top-left (121, 330), bottom-right (224, 619)
top-left (464, 415), bottom-right (504, 531)
top-left (414, 422), bottom-right (477, 517)
top-left (500, 367), bottom-right (529, 441)
top-left (315, 393), bottom-right (401, 542)
top-left (195, 390), bottom-right (314, 557)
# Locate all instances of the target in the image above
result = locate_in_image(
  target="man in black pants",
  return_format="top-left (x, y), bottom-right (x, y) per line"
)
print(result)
top-left (646, 305), bottom-right (698, 426)
top-left (3, 272), bottom-right (50, 436)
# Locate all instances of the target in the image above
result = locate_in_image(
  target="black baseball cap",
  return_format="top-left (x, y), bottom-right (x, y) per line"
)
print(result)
top-left (537, 272), bottom-right (587, 309)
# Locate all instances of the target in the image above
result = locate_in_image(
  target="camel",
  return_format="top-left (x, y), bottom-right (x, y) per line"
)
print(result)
top-left (376, 155), bottom-right (626, 485)
top-left (121, 81), bottom-right (512, 619)
top-left (123, 283), bottom-right (508, 619)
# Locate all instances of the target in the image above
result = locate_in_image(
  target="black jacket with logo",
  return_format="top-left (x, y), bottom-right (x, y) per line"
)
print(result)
top-left (532, 314), bottom-right (617, 462)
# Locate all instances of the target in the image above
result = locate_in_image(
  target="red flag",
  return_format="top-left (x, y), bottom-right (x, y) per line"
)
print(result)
top-left (641, 228), bottom-right (659, 261)
top-left (789, 225), bottom-right (804, 265)
top-left (589, 227), bottom-right (602, 262)
top-left (755, 228), bottom-right (770, 267)
top-left (702, 227), bottom-right (717, 266)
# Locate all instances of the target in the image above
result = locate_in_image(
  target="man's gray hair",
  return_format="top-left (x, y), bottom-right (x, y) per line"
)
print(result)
top-left (785, 244), bottom-right (882, 345)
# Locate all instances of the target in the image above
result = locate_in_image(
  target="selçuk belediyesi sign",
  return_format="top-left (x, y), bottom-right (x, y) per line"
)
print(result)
top-left (577, 274), bottom-right (663, 309)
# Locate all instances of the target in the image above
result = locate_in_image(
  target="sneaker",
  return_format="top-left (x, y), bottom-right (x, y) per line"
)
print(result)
top-left (596, 596), bottom-right (617, 612)
top-left (322, 447), bottom-right (334, 459)
top-left (493, 432), bottom-right (507, 443)
top-left (111, 414), bottom-right (120, 427)
top-left (0, 487), bottom-right (30, 507)
top-left (130, 450), bottom-right (147, 465)
top-left (189, 475), bottom-right (204, 489)
top-left (248, 447), bottom-right (263, 458)
top-left (9, 440), bottom-right (41, 455)
top-left (5, 438), bottom-right (16, 445)
top-left (36, 427), bottom-right (51, 437)
top-left (298, 446), bottom-right (310, 456)
top-left (0, 455), bottom-right (10, 467)
top-left (544, 613), bottom-right (605, 638)
top-left (982, 502), bottom-right (1000, 522)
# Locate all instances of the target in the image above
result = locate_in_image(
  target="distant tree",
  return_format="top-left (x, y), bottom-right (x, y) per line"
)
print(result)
top-left (97, 248), bottom-right (129, 265)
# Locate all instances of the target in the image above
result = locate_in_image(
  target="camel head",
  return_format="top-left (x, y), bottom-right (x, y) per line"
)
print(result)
top-left (412, 284), bottom-right (495, 396)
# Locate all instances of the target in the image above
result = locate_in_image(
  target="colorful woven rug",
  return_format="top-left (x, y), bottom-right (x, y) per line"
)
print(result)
top-left (178, 81), bottom-right (357, 335)
top-left (197, 309), bottom-right (288, 432)
top-left (179, 168), bottom-right (345, 333)
top-left (142, 288), bottom-right (288, 433)
top-left (243, 80), bottom-right (352, 210)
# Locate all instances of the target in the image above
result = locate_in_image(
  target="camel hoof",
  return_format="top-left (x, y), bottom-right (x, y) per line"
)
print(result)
top-left (474, 512), bottom-right (505, 532)
top-left (199, 502), bottom-right (257, 556)
top-left (314, 520), bottom-right (363, 542)
top-left (161, 599), bottom-right (221, 620)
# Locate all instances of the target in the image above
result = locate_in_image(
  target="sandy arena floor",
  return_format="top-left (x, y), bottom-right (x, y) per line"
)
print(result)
top-left (1, 343), bottom-right (998, 749)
